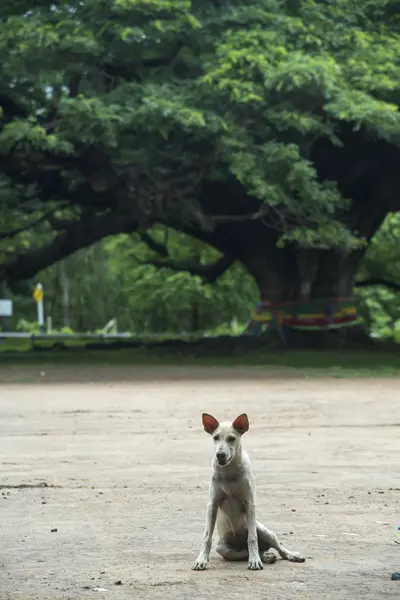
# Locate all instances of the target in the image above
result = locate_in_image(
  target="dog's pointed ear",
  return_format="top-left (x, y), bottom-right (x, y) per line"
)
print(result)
top-left (232, 413), bottom-right (249, 435)
top-left (202, 413), bottom-right (219, 435)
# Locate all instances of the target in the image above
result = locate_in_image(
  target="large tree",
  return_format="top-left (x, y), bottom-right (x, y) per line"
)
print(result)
top-left (1, 0), bottom-right (400, 315)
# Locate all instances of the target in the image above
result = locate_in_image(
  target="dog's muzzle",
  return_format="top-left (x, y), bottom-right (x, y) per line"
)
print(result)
top-left (216, 452), bottom-right (228, 466)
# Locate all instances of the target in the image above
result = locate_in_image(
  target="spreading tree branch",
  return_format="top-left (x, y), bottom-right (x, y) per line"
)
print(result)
top-left (1, 211), bottom-right (139, 283)
top-left (138, 231), bottom-right (169, 257)
top-left (210, 205), bottom-right (270, 223)
top-left (136, 228), bottom-right (236, 283)
top-left (132, 252), bottom-right (235, 284)
top-left (355, 278), bottom-right (400, 291)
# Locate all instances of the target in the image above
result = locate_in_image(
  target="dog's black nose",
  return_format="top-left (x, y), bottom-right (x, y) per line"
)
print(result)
top-left (216, 452), bottom-right (227, 464)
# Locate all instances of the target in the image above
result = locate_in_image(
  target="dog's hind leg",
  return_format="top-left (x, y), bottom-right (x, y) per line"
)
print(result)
top-left (256, 522), bottom-right (305, 563)
top-left (216, 539), bottom-right (248, 562)
top-left (216, 537), bottom-right (277, 564)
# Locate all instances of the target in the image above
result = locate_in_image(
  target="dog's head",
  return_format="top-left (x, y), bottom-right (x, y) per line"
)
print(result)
top-left (201, 413), bottom-right (249, 467)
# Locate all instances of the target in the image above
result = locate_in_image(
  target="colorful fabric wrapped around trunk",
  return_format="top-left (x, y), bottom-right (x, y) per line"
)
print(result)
top-left (246, 297), bottom-right (360, 338)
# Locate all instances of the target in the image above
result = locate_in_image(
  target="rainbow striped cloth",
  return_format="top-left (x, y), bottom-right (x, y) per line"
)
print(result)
top-left (251, 297), bottom-right (360, 331)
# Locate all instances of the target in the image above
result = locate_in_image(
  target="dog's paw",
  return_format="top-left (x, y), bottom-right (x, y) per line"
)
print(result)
top-left (286, 551), bottom-right (306, 563)
top-left (192, 559), bottom-right (208, 571)
top-left (262, 551), bottom-right (277, 564)
top-left (248, 557), bottom-right (264, 570)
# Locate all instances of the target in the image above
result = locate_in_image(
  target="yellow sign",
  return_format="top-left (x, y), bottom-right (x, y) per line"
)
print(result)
top-left (33, 286), bottom-right (43, 303)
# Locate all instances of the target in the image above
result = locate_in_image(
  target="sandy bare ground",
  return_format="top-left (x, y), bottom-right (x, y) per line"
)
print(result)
top-left (0, 366), bottom-right (399, 600)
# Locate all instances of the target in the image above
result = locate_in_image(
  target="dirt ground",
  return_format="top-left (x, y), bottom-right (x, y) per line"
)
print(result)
top-left (0, 366), bottom-right (399, 600)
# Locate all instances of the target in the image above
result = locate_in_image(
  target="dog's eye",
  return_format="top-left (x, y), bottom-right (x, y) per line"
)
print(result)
top-left (213, 435), bottom-right (220, 441)
top-left (227, 436), bottom-right (236, 443)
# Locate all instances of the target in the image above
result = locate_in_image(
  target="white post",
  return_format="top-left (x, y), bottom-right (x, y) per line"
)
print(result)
top-left (36, 283), bottom-right (44, 331)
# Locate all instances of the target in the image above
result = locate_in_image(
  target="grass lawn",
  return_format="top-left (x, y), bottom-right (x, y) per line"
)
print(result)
top-left (0, 336), bottom-right (399, 377)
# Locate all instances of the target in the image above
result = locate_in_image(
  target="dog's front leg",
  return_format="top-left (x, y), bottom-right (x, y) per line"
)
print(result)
top-left (192, 489), bottom-right (220, 571)
top-left (245, 499), bottom-right (263, 570)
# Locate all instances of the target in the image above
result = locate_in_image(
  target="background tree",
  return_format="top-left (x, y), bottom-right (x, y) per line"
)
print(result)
top-left (1, 0), bottom-right (400, 326)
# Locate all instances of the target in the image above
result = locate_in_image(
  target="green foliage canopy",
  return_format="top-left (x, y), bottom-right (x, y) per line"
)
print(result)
top-left (0, 0), bottom-right (399, 320)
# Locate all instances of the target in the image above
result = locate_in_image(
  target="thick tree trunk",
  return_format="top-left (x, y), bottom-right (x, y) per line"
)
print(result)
top-left (247, 248), bottom-right (364, 302)
top-left (242, 247), bottom-right (371, 346)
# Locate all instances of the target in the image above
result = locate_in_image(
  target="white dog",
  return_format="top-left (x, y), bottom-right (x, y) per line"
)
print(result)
top-left (192, 413), bottom-right (306, 570)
